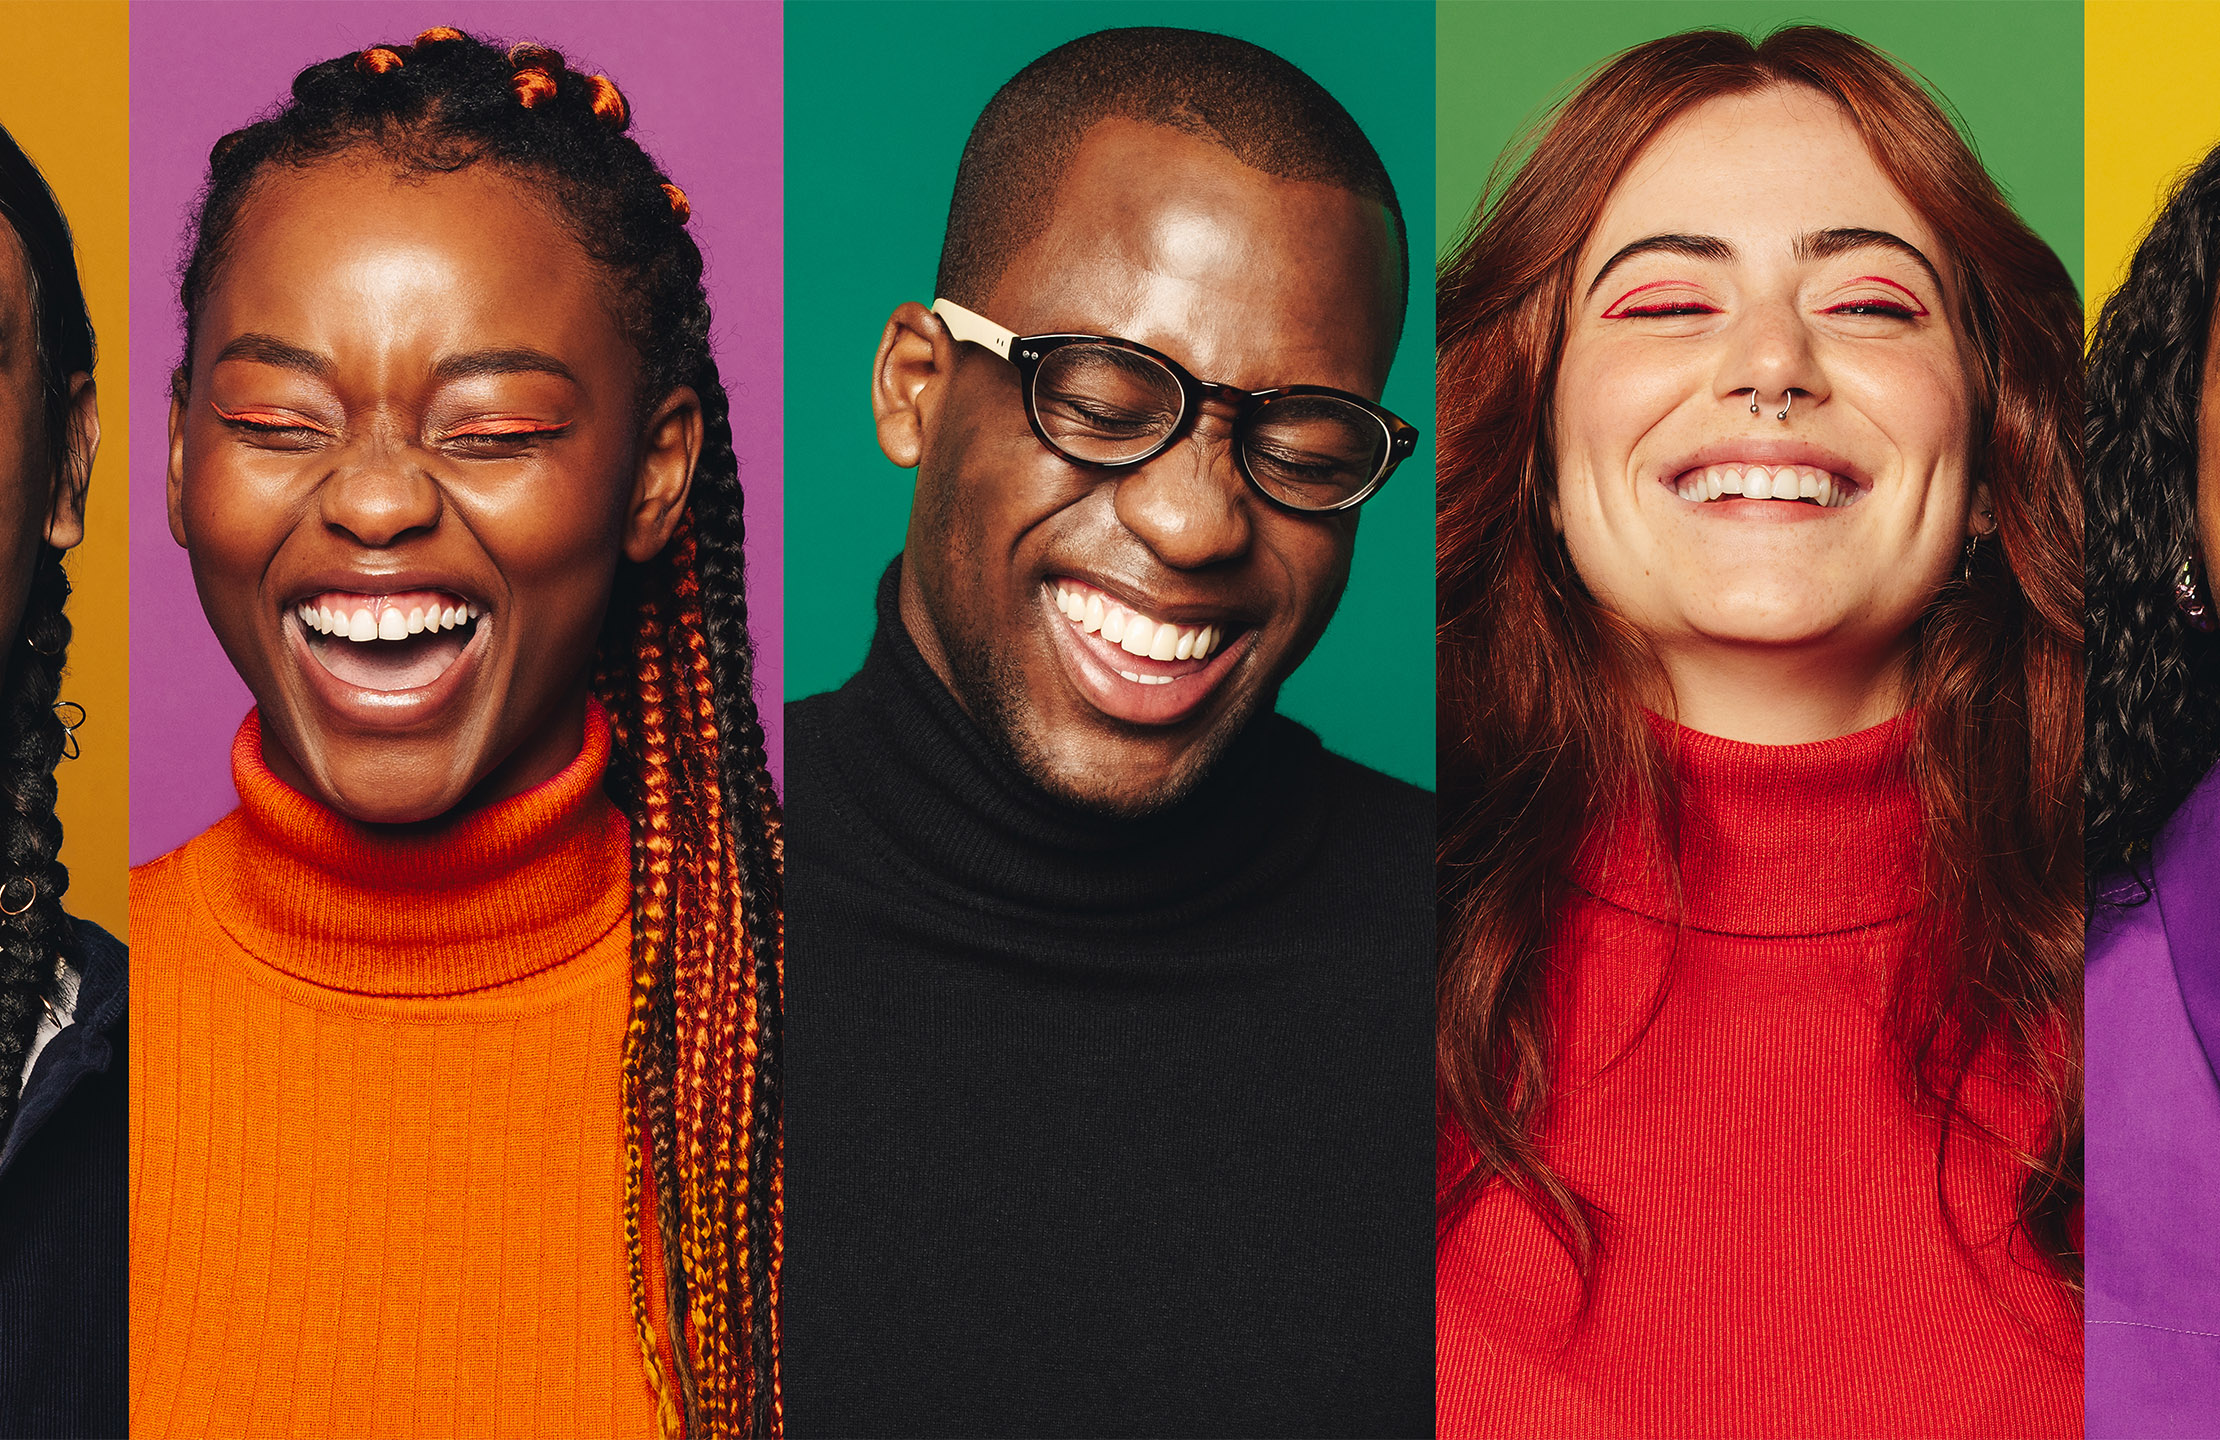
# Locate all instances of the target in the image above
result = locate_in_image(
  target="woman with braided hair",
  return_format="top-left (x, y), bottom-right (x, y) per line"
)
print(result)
top-left (0, 121), bottom-right (119, 1439)
top-left (130, 29), bottom-right (780, 1439)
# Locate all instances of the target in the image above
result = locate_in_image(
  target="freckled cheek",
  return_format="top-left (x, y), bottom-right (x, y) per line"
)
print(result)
top-left (1836, 350), bottom-right (1975, 478)
top-left (1552, 340), bottom-right (1696, 498)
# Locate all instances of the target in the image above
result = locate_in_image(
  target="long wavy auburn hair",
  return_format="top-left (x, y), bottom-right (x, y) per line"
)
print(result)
top-left (175, 30), bottom-right (782, 1437)
top-left (1435, 26), bottom-right (2083, 1290)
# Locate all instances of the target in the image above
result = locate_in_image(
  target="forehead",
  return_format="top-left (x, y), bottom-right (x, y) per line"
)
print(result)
top-left (1579, 86), bottom-right (1945, 284)
top-left (0, 223), bottom-right (33, 379)
top-left (201, 156), bottom-right (619, 355)
top-left (984, 117), bottom-right (1401, 392)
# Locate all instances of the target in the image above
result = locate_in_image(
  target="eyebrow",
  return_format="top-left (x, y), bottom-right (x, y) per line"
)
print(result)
top-left (1584, 234), bottom-right (1734, 298)
top-left (212, 332), bottom-right (333, 378)
top-left (1792, 226), bottom-right (1945, 295)
top-left (431, 347), bottom-right (579, 385)
top-left (208, 337), bottom-right (579, 387)
top-left (1584, 226), bottom-right (1946, 301)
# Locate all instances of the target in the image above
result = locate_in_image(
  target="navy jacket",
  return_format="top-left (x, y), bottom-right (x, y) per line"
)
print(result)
top-left (0, 920), bottom-right (125, 1439)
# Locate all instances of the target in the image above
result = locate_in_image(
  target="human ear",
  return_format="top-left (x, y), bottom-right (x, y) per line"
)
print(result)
top-left (167, 376), bottom-right (190, 549)
top-left (623, 384), bottom-right (703, 564)
top-left (43, 372), bottom-right (96, 551)
top-left (1969, 481), bottom-right (1997, 537)
top-left (872, 301), bottom-right (955, 470)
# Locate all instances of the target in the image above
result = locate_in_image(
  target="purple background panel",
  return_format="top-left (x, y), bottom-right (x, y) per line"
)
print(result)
top-left (129, 0), bottom-right (783, 864)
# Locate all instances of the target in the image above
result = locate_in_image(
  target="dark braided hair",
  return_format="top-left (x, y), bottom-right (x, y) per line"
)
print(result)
top-left (173, 30), bottom-right (782, 1437)
top-left (0, 122), bottom-right (91, 1144)
top-left (2086, 141), bottom-right (2220, 894)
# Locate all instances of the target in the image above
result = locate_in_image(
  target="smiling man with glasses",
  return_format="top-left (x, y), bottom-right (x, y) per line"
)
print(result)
top-left (783, 26), bottom-right (1431, 1438)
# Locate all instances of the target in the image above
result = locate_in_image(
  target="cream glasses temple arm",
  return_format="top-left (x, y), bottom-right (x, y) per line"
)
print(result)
top-left (931, 298), bottom-right (1016, 360)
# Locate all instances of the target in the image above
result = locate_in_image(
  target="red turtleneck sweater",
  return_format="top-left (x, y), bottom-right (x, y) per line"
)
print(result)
top-left (1437, 717), bottom-right (2079, 1439)
top-left (129, 709), bottom-right (671, 1439)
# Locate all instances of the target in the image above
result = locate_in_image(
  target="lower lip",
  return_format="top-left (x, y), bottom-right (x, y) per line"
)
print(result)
top-left (285, 611), bottom-right (490, 731)
top-left (1673, 494), bottom-right (1851, 523)
top-left (1043, 589), bottom-right (1251, 726)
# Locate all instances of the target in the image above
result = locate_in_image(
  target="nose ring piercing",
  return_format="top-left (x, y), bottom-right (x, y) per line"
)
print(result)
top-left (1744, 388), bottom-right (1793, 421)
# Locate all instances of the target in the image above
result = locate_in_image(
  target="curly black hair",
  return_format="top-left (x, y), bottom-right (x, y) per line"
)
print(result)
top-left (0, 121), bottom-right (92, 1146)
top-left (176, 30), bottom-right (782, 1436)
top-left (2085, 142), bottom-right (2220, 895)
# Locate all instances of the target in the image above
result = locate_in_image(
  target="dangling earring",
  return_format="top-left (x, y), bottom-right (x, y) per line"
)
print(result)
top-left (2179, 557), bottom-right (2218, 632)
top-left (52, 700), bottom-right (84, 762)
top-left (1961, 534), bottom-right (1978, 584)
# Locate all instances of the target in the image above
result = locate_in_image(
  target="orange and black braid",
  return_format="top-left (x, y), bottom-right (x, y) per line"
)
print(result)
top-left (602, 525), bottom-right (782, 1438)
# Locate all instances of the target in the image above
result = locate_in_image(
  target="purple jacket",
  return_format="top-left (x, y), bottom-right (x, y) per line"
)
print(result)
top-left (2088, 763), bottom-right (2220, 1437)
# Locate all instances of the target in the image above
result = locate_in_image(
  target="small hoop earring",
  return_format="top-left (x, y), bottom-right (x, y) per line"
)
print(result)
top-left (0, 877), bottom-right (38, 916)
top-left (52, 700), bottom-right (83, 762)
top-left (2179, 558), bottom-right (2218, 632)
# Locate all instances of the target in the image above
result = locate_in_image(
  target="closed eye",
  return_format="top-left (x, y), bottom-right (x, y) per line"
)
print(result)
top-left (438, 419), bottom-right (573, 453)
top-left (1823, 300), bottom-right (1921, 319)
top-left (210, 402), bottom-right (334, 442)
top-left (1607, 301), bottom-right (1721, 318)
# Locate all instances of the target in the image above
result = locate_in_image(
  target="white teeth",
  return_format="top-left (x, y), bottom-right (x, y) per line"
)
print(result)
top-left (1054, 582), bottom-right (1223, 673)
top-left (407, 608), bottom-right (426, 634)
top-left (377, 609), bottom-right (407, 641)
top-left (348, 609), bottom-right (376, 642)
top-left (1674, 463), bottom-right (1853, 508)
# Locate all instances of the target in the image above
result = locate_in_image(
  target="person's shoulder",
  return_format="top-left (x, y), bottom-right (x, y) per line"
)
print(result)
top-left (128, 811), bottom-right (247, 943)
top-left (1280, 721), bottom-right (1433, 828)
top-left (1269, 718), bottom-right (1433, 868)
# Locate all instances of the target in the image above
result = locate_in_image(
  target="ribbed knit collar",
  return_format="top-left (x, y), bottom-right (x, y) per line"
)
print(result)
top-left (1576, 711), bottom-right (1922, 938)
top-left (803, 560), bottom-right (1325, 929)
top-left (201, 704), bottom-right (631, 997)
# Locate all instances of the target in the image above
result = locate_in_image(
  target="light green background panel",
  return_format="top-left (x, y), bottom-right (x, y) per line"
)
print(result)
top-left (1437, 1), bottom-right (2081, 291)
top-left (785, 0), bottom-right (1436, 789)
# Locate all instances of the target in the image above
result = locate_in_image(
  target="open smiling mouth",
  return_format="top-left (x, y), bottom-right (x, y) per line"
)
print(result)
top-left (1671, 462), bottom-right (1861, 509)
top-left (1045, 577), bottom-right (1252, 727)
top-left (292, 589), bottom-right (484, 692)
top-left (1053, 579), bottom-right (1229, 683)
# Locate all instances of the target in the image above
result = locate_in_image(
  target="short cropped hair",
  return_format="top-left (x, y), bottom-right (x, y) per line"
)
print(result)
top-left (934, 27), bottom-right (1407, 332)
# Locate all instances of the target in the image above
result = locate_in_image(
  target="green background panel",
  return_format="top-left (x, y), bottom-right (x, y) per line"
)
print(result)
top-left (1437, 0), bottom-right (2083, 293)
top-left (785, 0), bottom-right (1436, 790)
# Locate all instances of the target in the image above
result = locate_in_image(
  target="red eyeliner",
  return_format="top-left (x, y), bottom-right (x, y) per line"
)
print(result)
top-left (1602, 279), bottom-right (1709, 318)
top-left (1842, 275), bottom-right (1929, 313)
top-left (444, 419), bottom-right (570, 438)
top-left (209, 401), bottom-right (331, 431)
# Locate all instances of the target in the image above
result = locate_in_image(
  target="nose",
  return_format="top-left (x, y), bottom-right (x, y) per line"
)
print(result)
top-left (1110, 413), bottom-right (1254, 570)
top-left (1719, 295), bottom-right (1829, 415)
top-left (318, 438), bottom-right (442, 546)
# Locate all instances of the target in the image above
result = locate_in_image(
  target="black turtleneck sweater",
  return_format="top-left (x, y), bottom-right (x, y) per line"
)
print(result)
top-left (782, 563), bottom-right (1432, 1438)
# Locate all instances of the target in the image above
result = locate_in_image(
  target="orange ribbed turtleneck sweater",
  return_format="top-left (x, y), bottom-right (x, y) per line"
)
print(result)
top-left (1436, 716), bottom-right (2080, 1439)
top-left (130, 708), bottom-right (665, 1439)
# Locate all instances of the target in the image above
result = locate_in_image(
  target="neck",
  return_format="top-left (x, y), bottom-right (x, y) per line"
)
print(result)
top-left (1649, 633), bottom-right (1911, 744)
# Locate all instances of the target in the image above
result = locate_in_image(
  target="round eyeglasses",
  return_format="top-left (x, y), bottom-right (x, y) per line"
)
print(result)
top-left (932, 299), bottom-right (1418, 513)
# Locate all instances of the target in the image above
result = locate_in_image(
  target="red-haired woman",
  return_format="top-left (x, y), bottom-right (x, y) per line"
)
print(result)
top-left (1435, 27), bottom-right (2081, 1437)
top-left (129, 30), bottom-right (779, 1440)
